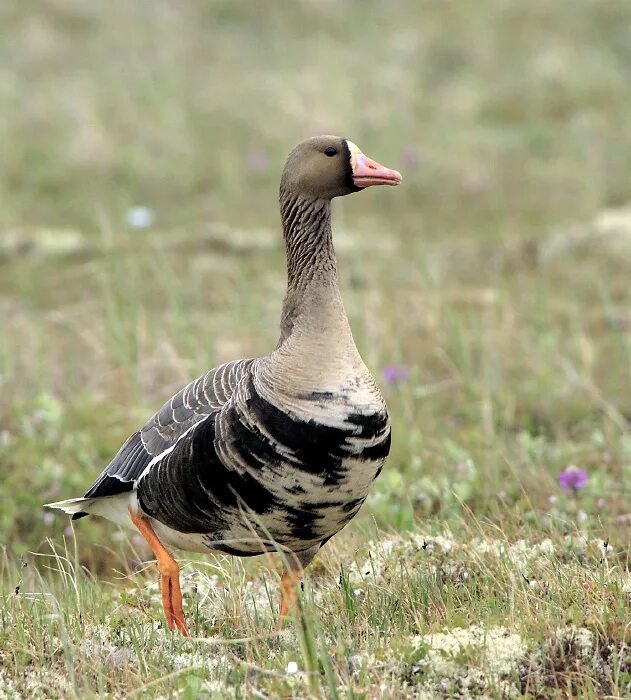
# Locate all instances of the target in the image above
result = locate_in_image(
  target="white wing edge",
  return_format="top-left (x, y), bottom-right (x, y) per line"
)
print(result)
top-left (135, 420), bottom-right (201, 484)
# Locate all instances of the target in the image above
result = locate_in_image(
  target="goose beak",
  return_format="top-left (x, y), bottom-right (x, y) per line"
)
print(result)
top-left (352, 153), bottom-right (402, 188)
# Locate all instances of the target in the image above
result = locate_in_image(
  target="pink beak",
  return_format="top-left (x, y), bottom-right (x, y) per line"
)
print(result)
top-left (352, 153), bottom-right (402, 188)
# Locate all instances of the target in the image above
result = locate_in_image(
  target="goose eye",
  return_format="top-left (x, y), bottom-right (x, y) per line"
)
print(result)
top-left (324, 147), bottom-right (337, 157)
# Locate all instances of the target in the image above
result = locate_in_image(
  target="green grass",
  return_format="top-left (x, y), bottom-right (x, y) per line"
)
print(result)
top-left (1, 1), bottom-right (630, 697)
top-left (2, 526), bottom-right (630, 697)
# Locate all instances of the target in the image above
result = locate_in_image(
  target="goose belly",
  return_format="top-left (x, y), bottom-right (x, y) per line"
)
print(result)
top-left (229, 446), bottom-right (387, 554)
top-left (206, 377), bottom-right (391, 554)
top-left (147, 437), bottom-right (389, 556)
top-left (137, 376), bottom-right (390, 555)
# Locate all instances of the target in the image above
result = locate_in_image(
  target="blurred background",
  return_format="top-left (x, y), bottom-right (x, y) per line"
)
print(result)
top-left (1, 0), bottom-right (630, 570)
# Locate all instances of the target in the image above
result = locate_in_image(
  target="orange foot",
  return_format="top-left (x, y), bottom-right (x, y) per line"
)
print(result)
top-left (129, 508), bottom-right (189, 637)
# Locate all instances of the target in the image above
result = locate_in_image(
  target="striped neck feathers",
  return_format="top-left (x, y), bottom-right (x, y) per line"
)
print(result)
top-left (280, 191), bottom-right (337, 290)
top-left (278, 191), bottom-right (348, 343)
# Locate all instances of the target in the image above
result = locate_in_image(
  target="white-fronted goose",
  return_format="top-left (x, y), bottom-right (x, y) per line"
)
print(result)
top-left (46, 136), bottom-right (402, 635)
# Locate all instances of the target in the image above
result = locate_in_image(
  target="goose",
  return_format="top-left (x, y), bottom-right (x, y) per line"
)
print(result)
top-left (46, 136), bottom-right (402, 636)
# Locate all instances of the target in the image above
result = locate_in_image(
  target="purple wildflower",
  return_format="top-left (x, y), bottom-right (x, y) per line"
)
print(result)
top-left (558, 466), bottom-right (589, 490)
top-left (382, 365), bottom-right (409, 385)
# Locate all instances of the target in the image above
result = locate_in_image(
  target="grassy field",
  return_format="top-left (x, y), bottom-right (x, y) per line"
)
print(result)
top-left (1, 1), bottom-right (630, 697)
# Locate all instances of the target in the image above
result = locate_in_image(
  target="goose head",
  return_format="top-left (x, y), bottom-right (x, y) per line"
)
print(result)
top-left (280, 135), bottom-right (402, 200)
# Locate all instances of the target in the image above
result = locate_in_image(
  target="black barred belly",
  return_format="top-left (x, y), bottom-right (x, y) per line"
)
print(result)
top-left (137, 382), bottom-right (390, 555)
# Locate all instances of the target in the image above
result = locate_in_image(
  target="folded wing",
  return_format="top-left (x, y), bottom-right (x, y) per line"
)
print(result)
top-left (82, 359), bottom-right (254, 502)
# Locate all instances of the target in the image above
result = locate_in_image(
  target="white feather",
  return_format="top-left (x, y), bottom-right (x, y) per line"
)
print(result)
top-left (44, 497), bottom-right (96, 515)
top-left (45, 493), bottom-right (139, 529)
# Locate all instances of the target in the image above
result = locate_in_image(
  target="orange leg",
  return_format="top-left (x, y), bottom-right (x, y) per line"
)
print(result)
top-left (129, 508), bottom-right (189, 637)
top-left (277, 569), bottom-right (302, 630)
top-left (276, 545), bottom-right (319, 629)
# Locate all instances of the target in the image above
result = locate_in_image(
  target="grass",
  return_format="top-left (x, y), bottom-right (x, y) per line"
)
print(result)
top-left (2, 526), bottom-right (630, 697)
top-left (1, 1), bottom-right (630, 697)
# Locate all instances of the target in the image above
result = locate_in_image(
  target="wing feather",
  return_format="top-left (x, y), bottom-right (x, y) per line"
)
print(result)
top-left (83, 359), bottom-right (254, 499)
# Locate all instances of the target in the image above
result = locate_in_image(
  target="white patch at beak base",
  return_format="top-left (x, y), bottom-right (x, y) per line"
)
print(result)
top-left (345, 140), bottom-right (363, 172)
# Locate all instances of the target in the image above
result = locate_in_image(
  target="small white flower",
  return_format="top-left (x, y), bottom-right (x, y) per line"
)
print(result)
top-left (285, 661), bottom-right (298, 674)
top-left (42, 512), bottom-right (55, 525)
top-left (126, 206), bottom-right (155, 230)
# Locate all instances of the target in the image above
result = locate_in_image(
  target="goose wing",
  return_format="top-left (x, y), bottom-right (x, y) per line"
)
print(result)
top-left (83, 359), bottom-right (254, 500)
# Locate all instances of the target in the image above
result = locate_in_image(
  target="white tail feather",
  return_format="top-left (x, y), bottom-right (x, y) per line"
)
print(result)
top-left (44, 492), bottom-right (137, 528)
top-left (44, 497), bottom-right (95, 515)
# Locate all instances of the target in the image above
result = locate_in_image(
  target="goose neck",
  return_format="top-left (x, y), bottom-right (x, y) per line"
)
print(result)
top-left (280, 191), bottom-right (337, 290)
top-left (278, 190), bottom-right (351, 344)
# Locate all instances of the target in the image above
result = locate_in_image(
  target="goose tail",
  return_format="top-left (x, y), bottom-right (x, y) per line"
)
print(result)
top-left (44, 497), bottom-right (94, 520)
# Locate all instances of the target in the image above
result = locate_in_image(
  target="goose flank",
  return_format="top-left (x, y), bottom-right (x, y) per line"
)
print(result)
top-left (46, 136), bottom-right (402, 635)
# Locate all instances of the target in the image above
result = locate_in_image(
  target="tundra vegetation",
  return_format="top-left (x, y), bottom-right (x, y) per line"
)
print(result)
top-left (0, 1), bottom-right (629, 697)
